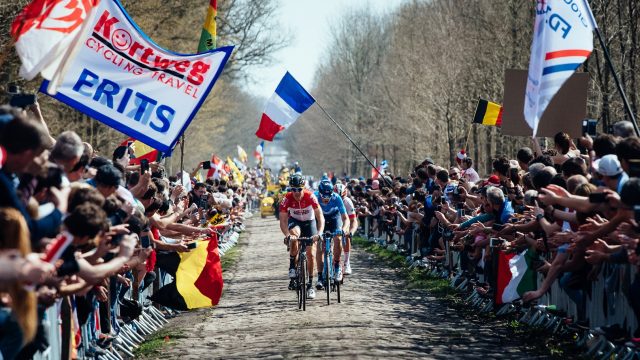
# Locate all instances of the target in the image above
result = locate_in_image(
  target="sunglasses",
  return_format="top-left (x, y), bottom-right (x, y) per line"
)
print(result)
top-left (291, 187), bottom-right (304, 192)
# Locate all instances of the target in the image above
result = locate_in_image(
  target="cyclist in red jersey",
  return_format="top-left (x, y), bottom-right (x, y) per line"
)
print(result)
top-left (280, 174), bottom-right (325, 299)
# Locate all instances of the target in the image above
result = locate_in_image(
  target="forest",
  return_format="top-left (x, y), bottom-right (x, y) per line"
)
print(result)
top-left (284, 0), bottom-right (639, 176)
top-left (1, 0), bottom-right (638, 177)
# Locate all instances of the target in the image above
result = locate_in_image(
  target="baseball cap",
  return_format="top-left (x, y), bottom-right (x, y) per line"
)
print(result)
top-left (422, 157), bottom-right (434, 165)
top-left (593, 154), bottom-right (623, 177)
top-left (483, 175), bottom-right (501, 187)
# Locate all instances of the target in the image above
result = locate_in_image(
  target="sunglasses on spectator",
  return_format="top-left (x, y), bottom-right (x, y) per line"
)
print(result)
top-left (291, 187), bottom-right (304, 192)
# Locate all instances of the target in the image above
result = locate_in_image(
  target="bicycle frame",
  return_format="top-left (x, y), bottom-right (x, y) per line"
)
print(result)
top-left (289, 236), bottom-right (316, 311)
top-left (321, 230), bottom-right (342, 305)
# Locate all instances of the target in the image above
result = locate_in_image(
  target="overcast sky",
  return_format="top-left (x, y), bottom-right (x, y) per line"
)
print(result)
top-left (243, 0), bottom-right (405, 99)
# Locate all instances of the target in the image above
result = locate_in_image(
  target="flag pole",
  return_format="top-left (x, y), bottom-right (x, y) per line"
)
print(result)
top-left (463, 124), bottom-right (474, 154)
top-left (179, 135), bottom-right (185, 185)
top-left (313, 100), bottom-right (392, 188)
top-left (586, 1), bottom-right (639, 136)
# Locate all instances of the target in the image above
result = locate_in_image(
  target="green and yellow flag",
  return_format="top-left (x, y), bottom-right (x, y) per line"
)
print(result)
top-left (198, 0), bottom-right (218, 52)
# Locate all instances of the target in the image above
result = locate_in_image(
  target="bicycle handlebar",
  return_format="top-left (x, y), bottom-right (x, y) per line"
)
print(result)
top-left (285, 235), bottom-right (319, 242)
top-left (322, 230), bottom-right (343, 237)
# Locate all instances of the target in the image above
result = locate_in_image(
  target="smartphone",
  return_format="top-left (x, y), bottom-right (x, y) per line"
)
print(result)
top-left (634, 205), bottom-right (640, 224)
top-left (9, 93), bottom-right (37, 108)
top-left (492, 223), bottom-right (505, 231)
top-left (140, 159), bottom-right (149, 173)
top-left (589, 192), bottom-right (607, 203)
top-left (582, 119), bottom-right (598, 137)
top-left (202, 161), bottom-right (211, 170)
top-left (187, 242), bottom-right (197, 250)
top-left (489, 238), bottom-right (505, 247)
top-left (140, 235), bottom-right (151, 248)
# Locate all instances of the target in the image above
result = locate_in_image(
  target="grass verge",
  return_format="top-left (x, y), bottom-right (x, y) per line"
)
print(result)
top-left (353, 236), bottom-right (577, 359)
top-left (221, 239), bottom-right (242, 272)
top-left (133, 329), bottom-right (186, 358)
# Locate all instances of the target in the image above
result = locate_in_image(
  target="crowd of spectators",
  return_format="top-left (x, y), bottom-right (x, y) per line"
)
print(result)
top-left (336, 120), bottom-right (640, 342)
top-left (0, 103), bottom-right (262, 359)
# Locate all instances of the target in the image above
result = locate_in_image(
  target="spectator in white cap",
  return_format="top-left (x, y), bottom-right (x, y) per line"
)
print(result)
top-left (592, 154), bottom-right (628, 194)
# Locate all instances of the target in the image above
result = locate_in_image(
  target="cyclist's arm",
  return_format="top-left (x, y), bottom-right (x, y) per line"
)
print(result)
top-left (314, 207), bottom-right (325, 235)
top-left (349, 216), bottom-right (358, 236)
top-left (280, 212), bottom-right (290, 237)
top-left (341, 212), bottom-right (350, 235)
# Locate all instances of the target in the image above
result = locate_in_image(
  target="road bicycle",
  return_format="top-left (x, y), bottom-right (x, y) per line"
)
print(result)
top-left (321, 230), bottom-right (342, 305)
top-left (286, 235), bottom-right (317, 311)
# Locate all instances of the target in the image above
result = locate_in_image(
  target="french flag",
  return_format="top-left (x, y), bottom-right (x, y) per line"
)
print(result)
top-left (256, 72), bottom-right (315, 141)
top-left (254, 141), bottom-right (264, 160)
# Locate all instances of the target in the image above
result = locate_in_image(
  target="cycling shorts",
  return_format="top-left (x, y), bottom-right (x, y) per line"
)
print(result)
top-left (288, 217), bottom-right (318, 238)
top-left (324, 216), bottom-right (343, 235)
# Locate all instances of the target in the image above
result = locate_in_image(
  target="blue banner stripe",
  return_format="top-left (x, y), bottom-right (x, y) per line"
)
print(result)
top-left (542, 63), bottom-right (582, 76)
top-left (274, 72), bottom-right (315, 114)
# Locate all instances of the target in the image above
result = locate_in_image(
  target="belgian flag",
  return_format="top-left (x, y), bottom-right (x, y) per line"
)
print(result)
top-left (151, 234), bottom-right (223, 310)
top-left (473, 99), bottom-right (503, 127)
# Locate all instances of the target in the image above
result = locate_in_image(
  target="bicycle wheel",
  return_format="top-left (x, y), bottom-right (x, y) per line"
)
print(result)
top-left (298, 257), bottom-right (305, 310)
top-left (300, 257), bottom-right (307, 311)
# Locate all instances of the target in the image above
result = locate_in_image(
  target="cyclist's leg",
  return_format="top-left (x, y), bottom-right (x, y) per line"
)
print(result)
top-left (299, 220), bottom-right (317, 286)
top-left (333, 234), bottom-right (342, 264)
top-left (288, 220), bottom-right (301, 283)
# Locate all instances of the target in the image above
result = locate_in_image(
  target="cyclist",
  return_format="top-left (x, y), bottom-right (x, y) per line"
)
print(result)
top-left (314, 179), bottom-right (350, 290)
top-left (334, 182), bottom-right (357, 275)
top-left (280, 174), bottom-right (324, 300)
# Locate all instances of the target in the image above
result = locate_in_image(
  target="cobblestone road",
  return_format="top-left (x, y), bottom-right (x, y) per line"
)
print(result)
top-left (159, 217), bottom-right (543, 359)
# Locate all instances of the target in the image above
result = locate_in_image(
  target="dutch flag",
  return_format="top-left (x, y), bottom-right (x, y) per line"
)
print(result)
top-left (255, 72), bottom-right (315, 141)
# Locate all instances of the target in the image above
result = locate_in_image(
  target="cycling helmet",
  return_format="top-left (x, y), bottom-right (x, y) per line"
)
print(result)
top-left (318, 180), bottom-right (333, 198)
top-left (334, 183), bottom-right (347, 197)
top-left (289, 173), bottom-right (305, 187)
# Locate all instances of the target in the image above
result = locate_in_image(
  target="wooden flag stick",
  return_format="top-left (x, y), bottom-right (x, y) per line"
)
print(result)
top-left (463, 123), bottom-right (474, 154)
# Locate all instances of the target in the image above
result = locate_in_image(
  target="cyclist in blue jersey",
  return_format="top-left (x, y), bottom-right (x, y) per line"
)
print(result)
top-left (314, 179), bottom-right (350, 290)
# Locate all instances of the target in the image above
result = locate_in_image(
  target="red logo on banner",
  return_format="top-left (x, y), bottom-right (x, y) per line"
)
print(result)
top-left (11, 0), bottom-right (95, 40)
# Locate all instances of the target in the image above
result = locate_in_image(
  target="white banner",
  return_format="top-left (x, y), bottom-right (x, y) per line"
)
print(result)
top-left (40, 0), bottom-right (233, 153)
top-left (524, 0), bottom-right (594, 136)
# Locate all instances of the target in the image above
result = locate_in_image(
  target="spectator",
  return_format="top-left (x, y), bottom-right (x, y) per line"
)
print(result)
top-left (0, 107), bottom-right (67, 245)
top-left (612, 120), bottom-right (635, 138)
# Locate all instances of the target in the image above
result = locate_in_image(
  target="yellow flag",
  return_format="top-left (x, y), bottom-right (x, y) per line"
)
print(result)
top-left (227, 157), bottom-right (244, 183)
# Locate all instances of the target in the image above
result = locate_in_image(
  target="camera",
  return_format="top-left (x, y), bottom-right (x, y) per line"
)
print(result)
top-left (37, 164), bottom-right (64, 190)
top-left (8, 84), bottom-right (37, 109)
top-left (108, 209), bottom-right (128, 245)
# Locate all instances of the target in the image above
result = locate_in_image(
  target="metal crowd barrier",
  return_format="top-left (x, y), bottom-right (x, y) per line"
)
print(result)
top-left (31, 217), bottom-right (248, 359)
top-left (359, 212), bottom-right (640, 340)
